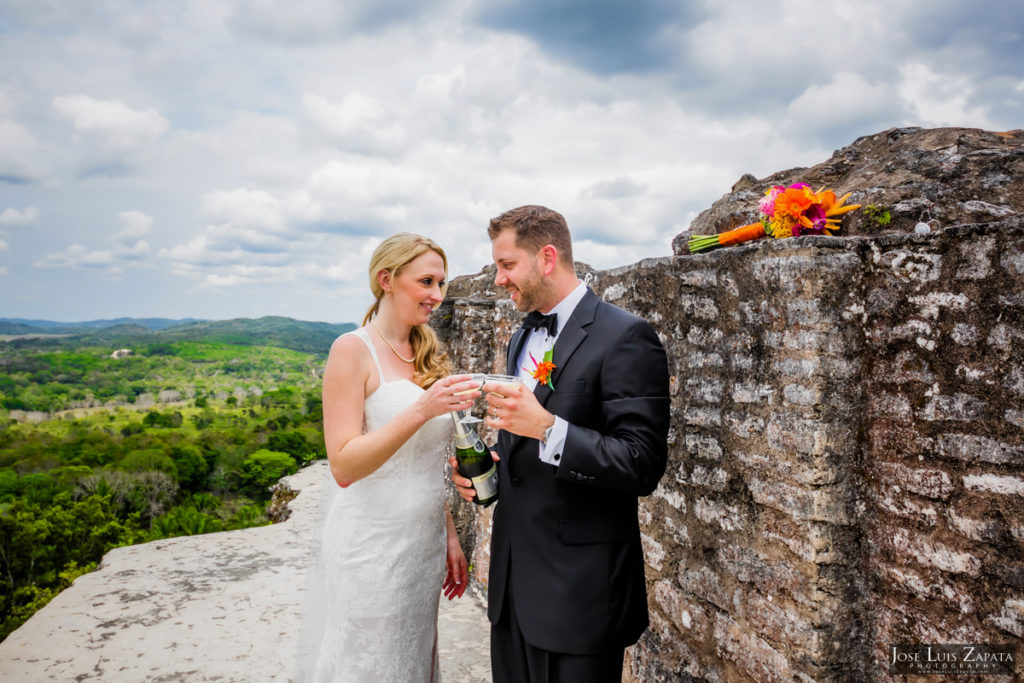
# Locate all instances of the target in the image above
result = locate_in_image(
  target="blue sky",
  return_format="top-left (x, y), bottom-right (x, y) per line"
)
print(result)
top-left (0, 0), bottom-right (1021, 324)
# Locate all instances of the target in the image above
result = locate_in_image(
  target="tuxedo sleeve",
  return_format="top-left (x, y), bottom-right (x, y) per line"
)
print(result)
top-left (556, 318), bottom-right (670, 495)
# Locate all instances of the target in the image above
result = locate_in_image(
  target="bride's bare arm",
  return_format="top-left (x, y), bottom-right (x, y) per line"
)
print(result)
top-left (442, 504), bottom-right (468, 599)
top-left (322, 335), bottom-right (477, 487)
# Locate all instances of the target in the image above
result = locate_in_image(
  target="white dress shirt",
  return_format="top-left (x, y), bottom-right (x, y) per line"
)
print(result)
top-left (515, 280), bottom-right (587, 466)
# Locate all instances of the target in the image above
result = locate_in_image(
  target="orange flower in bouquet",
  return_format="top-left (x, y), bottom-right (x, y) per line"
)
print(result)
top-left (688, 183), bottom-right (860, 253)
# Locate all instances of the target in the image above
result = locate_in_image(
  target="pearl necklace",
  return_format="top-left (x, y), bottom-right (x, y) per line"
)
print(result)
top-left (370, 320), bottom-right (414, 363)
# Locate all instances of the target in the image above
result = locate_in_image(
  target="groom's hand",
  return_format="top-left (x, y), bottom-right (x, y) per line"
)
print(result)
top-left (483, 383), bottom-right (553, 441)
top-left (449, 452), bottom-right (500, 504)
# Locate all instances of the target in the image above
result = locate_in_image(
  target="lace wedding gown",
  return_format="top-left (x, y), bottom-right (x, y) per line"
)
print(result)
top-left (305, 328), bottom-right (452, 682)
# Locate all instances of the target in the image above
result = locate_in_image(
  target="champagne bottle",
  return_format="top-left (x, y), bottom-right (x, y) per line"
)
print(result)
top-left (451, 411), bottom-right (498, 506)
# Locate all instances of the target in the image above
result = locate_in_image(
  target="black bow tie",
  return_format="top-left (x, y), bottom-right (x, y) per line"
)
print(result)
top-left (522, 311), bottom-right (558, 337)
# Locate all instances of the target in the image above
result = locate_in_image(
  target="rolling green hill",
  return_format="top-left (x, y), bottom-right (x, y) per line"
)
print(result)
top-left (0, 316), bottom-right (355, 356)
top-left (158, 316), bottom-right (355, 354)
top-left (0, 317), bottom-right (200, 335)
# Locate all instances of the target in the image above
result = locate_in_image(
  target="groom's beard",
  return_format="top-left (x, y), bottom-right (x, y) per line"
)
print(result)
top-left (506, 262), bottom-right (553, 313)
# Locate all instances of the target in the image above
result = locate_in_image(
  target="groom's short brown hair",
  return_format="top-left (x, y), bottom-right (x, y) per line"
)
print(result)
top-left (488, 205), bottom-right (574, 268)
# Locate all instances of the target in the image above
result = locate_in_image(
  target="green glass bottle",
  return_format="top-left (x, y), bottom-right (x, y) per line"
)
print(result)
top-left (451, 412), bottom-right (498, 506)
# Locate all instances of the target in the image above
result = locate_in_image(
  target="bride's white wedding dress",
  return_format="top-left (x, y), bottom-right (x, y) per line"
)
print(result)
top-left (306, 327), bottom-right (452, 682)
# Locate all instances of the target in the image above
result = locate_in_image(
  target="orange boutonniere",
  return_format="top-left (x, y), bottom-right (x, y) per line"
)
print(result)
top-left (526, 349), bottom-right (555, 389)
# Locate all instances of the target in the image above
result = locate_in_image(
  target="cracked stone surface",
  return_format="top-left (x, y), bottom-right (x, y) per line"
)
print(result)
top-left (0, 462), bottom-right (491, 682)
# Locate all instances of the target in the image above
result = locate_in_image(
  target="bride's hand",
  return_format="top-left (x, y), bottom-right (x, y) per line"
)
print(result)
top-left (443, 535), bottom-right (468, 600)
top-left (415, 374), bottom-right (480, 421)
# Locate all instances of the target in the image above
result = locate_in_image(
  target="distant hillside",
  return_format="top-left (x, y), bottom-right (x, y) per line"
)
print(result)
top-left (0, 317), bottom-right (200, 333)
top-left (0, 321), bottom-right (45, 335)
top-left (158, 317), bottom-right (355, 354)
top-left (0, 316), bottom-right (355, 356)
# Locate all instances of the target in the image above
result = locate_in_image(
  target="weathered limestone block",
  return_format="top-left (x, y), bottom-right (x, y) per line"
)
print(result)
top-left (861, 218), bottom-right (1024, 678)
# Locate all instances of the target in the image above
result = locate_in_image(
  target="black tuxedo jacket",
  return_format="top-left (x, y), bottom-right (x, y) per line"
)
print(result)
top-left (487, 288), bottom-right (670, 655)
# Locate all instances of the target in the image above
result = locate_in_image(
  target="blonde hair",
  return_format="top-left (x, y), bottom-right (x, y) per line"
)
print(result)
top-left (361, 233), bottom-right (450, 388)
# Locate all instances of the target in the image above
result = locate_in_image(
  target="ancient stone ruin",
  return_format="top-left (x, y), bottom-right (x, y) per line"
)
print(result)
top-left (436, 127), bottom-right (1024, 681)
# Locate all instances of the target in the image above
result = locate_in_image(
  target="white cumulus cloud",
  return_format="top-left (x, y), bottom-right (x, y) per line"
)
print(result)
top-left (899, 63), bottom-right (996, 129)
top-left (303, 92), bottom-right (407, 155)
top-left (116, 210), bottom-right (153, 240)
top-left (115, 239), bottom-right (151, 259)
top-left (787, 73), bottom-right (897, 134)
top-left (0, 120), bottom-right (46, 183)
top-left (53, 95), bottom-right (170, 148)
top-left (113, 210), bottom-right (153, 259)
top-left (0, 206), bottom-right (41, 226)
top-left (200, 188), bottom-right (292, 234)
top-left (34, 244), bottom-right (116, 269)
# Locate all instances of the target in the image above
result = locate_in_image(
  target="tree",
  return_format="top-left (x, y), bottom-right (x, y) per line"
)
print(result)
top-left (305, 393), bottom-right (323, 422)
top-left (121, 421), bottom-right (144, 437)
top-left (260, 387), bottom-right (296, 409)
top-left (238, 449), bottom-right (297, 496)
top-left (142, 411), bottom-right (183, 428)
top-left (168, 446), bottom-right (209, 491)
top-left (0, 470), bottom-right (15, 502)
top-left (76, 470), bottom-right (178, 525)
top-left (226, 504), bottom-right (267, 530)
top-left (149, 506), bottom-right (223, 538)
top-left (267, 431), bottom-right (316, 465)
top-left (16, 473), bottom-right (57, 507)
top-left (119, 449), bottom-right (176, 476)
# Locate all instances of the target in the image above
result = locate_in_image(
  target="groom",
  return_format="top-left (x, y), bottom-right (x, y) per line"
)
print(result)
top-left (451, 205), bottom-right (670, 682)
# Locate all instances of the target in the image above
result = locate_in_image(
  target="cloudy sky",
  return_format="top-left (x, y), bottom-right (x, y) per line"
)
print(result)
top-left (0, 0), bottom-right (1021, 324)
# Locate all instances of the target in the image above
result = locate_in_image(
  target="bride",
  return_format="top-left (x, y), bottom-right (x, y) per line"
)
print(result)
top-left (300, 233), bottom-right (481, 682)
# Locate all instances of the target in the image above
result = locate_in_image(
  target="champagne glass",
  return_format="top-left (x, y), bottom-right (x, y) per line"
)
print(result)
top-left (484, 373), bottom-right (523, 398)
top-left (454, 373), bottom-right (487, 395)
top-left (451, 373), bottom-right (487, 419)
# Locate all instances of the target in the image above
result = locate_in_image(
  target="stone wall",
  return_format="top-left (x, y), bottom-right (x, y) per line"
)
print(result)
top-left (860, 221), bottom-right (1024, 676)
top-left (435, 215), bottom-right (1024, 681)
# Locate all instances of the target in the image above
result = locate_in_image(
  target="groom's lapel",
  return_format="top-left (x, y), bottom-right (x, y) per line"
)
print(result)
top-left (505, 326), bottom-right (529, 454)
top-left (506, 327), bottom-right (528, 376)
top-left (534, 288), bottom-right (597, 408)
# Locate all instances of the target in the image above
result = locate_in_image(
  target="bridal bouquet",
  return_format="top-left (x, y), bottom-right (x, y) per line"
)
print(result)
top-left (688, 183), bottom-right (860, 253)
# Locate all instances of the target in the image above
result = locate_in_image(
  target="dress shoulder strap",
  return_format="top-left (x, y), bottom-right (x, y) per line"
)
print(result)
top-left (348, 327), bottom-right (387, 382)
